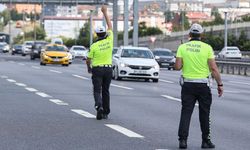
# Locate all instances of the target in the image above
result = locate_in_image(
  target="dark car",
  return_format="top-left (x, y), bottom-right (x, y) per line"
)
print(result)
top-left (30, 41), bottom-right (48, 60)
top-left (11, 44), bottom-right (23, 55)
top-left (152, 48), bottom-right (176, 70)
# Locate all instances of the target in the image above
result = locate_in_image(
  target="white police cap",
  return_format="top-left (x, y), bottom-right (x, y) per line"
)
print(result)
top-left (95, 26), bottom-right (106, 33)
top-left (189, 23), bottom-right (203, 34)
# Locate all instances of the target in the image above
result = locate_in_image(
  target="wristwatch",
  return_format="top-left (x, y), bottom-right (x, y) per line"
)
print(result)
top-left (218, 84), bottom-right (223, 87)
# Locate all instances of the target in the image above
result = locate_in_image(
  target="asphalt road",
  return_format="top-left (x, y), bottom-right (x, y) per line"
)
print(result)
top-left (0, 53), bottom-right (249, 150)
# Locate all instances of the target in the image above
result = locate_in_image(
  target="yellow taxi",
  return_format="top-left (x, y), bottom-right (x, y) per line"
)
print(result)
top-left (40, 44), bottom-right (71, 66)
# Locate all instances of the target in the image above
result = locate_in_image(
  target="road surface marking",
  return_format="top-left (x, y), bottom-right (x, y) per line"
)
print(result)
top-left (71, 109), bottom-right (95, 118)
top-left (159, 79), bottom-right (174, 84)
top-left (36, 92), bottom-right (52, 98)
top-left (8, 61), bottom-right (15, 63)
top-left (25, 87), bottom-right (38, 92)
top-left (105, 124), bottom-right (144, 138)
top-left (7, 79), bottom-right (16, 83)
top-left (155, 149), bottom-right (169, 150)
top-left (110, 84), bottom-right (133, 90)
top-left (49, 70), bottom-right (62, 74)
top-left (1, 75), bottom-right (8, 78)
top-left (31, 66), bottom-right (40, 69)
top-left (229, 81), bottom-right (250, 86)
top-left (15, 83), bottom-right (27, 87)
top-left (161, 95), bottom-right (199, 106)
top-left (211, 88), bottom-right (240, 94)
top-left (72, 74), bottom-right (90, 80)
top-left (49, 99), bottom-right (69, 106)
top-left (18, 63), bottom-right (25, 66)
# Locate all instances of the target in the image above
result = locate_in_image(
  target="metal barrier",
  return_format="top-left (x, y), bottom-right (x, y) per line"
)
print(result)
top-left (216, 61), bottom-right (250, 76)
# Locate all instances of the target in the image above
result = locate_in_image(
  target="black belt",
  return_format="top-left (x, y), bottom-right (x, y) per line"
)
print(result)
top-left (93, 64), bottom-right (112, 68)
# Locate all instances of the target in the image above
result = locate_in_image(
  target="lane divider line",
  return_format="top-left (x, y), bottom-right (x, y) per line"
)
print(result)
top-left (159, 79), bottom-right (174, 84)
top-left (6, 79), bottom-right (16, 83)
top-left (229, 81), bottom-right (250, 86)
top-left (161, 95), bottom-right (198, 106)
top-left (49, 99), bottom-right (69, 106)
top-left (71, 109), bottom-right (96, 118)
top-left (110, 84), bottom-right (133, 90)
top-left (36, 92), bottom-right (52, 98)
top-left (49, 70), bottom-right (62, 74)
top-left (18, 63), bottom-right (25, 66)
top-left (211, 88), bottom-right (240, 94)
top-left (0, 75), bottom-right (8, 78)
top-left (31, 66), bottom-right (40, 69)
top-left (15, 83), bottom-right (27, 87)
top-left (25, 87), bottom-right (38, 92)
top-left (72, 74), bottom-right (90, 80)
top-left (105, 124), bottom-right (144, 138)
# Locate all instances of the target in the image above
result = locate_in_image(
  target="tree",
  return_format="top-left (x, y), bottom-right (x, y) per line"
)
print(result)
top-left (77, 22), bottom-right (91, 47)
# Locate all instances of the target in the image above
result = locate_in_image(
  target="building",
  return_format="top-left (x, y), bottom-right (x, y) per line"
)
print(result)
top-left (14, 4), bottom-right (42, 13)
top-left (226, 0), bottom-right (250, 8)
top-left (166, 0), bottom-right (204, 12)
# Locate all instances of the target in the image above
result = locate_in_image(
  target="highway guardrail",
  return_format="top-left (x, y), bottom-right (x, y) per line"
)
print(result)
top-left (216, 61), bottom-right (250, 76)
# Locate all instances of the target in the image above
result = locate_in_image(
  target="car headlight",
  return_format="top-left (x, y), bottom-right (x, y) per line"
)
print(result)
top-left (34, 50), bottom-right (38, 53)
top-left (66, 54), bottom-right (72, 59)
top-left (120, 62), bottom-right (128, 67)
top-left (171, 58), bottom-right (176, 63)
top-left (153, 65), bottom-right (160, 70)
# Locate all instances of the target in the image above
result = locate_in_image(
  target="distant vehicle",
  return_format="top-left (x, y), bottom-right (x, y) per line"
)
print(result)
top-left (40, 44), bottom-right (71, 66)
top-left (0, 33), bottom-right (9, 44)
top-left (69, 45), bottom-right (88, 59)
top-left (0, 42), bottom-right (10, 53)
top-left (113, 47), bottom-right (118, 55)
top-left (112, 46), bottom-right (160, 82)
top-left (30, 41), bottom-right (48, 60)
top-left (152, 48), bottom-right (176, 70)
top-left (218, 46), bottom-right (242, 59)
top-left (51, 38), bottom-right (63, 45)
top-left (11, 44), bottom-right (23, 55)
top-left (22, 41), bottom-right (34, 56)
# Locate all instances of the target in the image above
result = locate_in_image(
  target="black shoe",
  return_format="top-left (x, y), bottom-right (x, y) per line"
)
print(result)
top-left (103, 114), bottom-right (108, 119)
top-left (201, 140), bottom-right (215, 149)
top-left (179, 139), bottom-right (187, 149)
top-left (96, 107), bottom-right (103, 120)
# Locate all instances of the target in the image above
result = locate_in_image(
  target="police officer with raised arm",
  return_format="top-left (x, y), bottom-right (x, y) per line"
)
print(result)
top-left (175, 23), bottom-right (223, 149)
top-left (86, 5), bottom-right (113, 120)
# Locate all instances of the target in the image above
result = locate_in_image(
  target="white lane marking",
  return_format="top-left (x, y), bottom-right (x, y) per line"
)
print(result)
top-left (49, 70), bottom-right (62, 74)
top-left (18, 63), bottom-right (25, 66)
top-left (25, 87), bottom-right (38, 92)
top-left (72, 74), bottom-right (90, 80)
top-left (159, 79), bottom-right (174, 84)
top-left (7, 79), bottom-right (16, 83)
top-left (71, 109), bottom-right (95, 118)
top-left (110, 84), bottom-right (133, 90)
top-left (1, 75), bottom-right (8, 78)
top-left (211, 88), bottom-right (240, 94)
top-left (36, 92), bottom-right (52, 98)
top-left (15, 83), bottom-right (27, 87)
top-left (105, 124), bottom-right (144, 138)
top-left (8, 61), bottom-right (15, 63)
top-left (32, 66), bottom-right (40, 69)
top-left (228, 81), bottom-right (250, 86)
top-left (161, 95), bottom-right (199, 106)
top-left (155, 149), bottom-right (169, 150)
top-left (49, 99), bottom-right (69, 106)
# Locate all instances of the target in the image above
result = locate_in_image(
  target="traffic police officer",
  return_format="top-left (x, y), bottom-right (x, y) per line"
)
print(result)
top-left (86, 5), bottom-right (113, 120)
top-left (175, 23), bottom-right (224, 149)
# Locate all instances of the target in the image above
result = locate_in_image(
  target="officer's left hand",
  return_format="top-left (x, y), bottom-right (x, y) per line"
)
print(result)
top-left (217, 86), bottom-right (223, 97)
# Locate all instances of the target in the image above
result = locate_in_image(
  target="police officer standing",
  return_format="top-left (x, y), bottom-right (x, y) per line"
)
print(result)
top-left (175, 23), bottom-right (223, 149)
top-left (86, 5), bottom-right (113, 120)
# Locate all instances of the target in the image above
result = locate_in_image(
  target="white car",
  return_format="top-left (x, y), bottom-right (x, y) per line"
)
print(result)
top-left (0, 42), bottom-right (10, 53)
top-left (112, 46), bottom-right (160, 82)
top-left (70, 45), bottom-right (88, 59)
top-left (218, 46), bottom-right (242, 59)
top-left (22, 41), bottom-right (34, 56)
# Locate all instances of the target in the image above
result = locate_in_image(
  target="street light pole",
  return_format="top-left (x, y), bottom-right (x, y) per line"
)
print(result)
top-left (124, 0), bottom-right (129, 46)
top-left (89, 10), bottom-right (93, 46)
top-left (133, 0), bottom-right (138, 47)
top-left (113, 0), bottom-right (118, 47)
top-left (224, 11), bottom-right (228, 48)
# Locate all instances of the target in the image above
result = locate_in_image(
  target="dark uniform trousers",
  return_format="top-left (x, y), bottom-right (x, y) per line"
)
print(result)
top-left (92, 67), bottom-right (112, 115)
top-left (178, 82), bottom-right (212, 141)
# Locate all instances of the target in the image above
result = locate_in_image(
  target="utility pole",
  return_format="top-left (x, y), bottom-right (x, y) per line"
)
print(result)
top-left (224, 11), bottom-right (228, 48)
top-left (124, 0), bottom-right (129, 46)
top-left (113, 0), bottom-right (118, 47)
top-left (133, 0), bottom-right (138, 47)
top-left (89, 10), bottom-right (93, 46)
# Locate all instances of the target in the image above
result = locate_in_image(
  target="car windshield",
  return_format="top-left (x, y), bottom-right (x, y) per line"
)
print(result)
top-left (15, 45), bottom-right (22, 48)
top-left (121, 49), bottom-right (154, 59)
top-left (73, 47), bottom-right (86, 51)
top-left (25, 42), bottom-right (33, 45)
top-left (46, 45), bottom-right (65, 52)
top-left (227, 48), bottom-right (238, 51)
top-left (153, 50), bottom-right (173, 56)
top-left (113, 48), bottom-right (118, 55)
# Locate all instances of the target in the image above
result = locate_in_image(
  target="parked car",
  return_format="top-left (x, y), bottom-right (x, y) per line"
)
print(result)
top-left (11, 44), bottom-right (23, 55)
top-left (152, 48), bottom-right (176, 70)
top-left (40, 44), bottom-right (71, 66)
top-left (22, 41), bottom-right (34, 56)
top-left (112, 46), bottom-right (159, 82)
top-left (218, 46), bottom-right (242, 59)
top-left (30, 41), bottom-right (48, 60)
top-left (0, 42), bottom-right (10, 53)
top-left (69, 45), bottom-right (88, 59)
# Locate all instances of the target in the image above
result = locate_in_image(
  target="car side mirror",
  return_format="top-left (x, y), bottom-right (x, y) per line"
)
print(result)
top-left (114, 54), bottom-right (120, 59)
top-left (155, 56), bottom-right (160, 60)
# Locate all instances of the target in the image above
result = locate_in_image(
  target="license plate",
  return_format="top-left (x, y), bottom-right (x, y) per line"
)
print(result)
top-left (134, 70), bottom-right (146, 74)
top-left (161, 63), bottom-right (169, 66)
top-left (53, 59), bottom-right (60, 62)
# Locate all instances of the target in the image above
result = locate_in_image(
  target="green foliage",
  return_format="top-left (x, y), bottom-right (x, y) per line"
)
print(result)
top-left (77, 22), bottom-right (91, 47)
top-left (202, 7), bottom-right (224, 27)
top-left (0, 10), bottom-right (10, 25)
